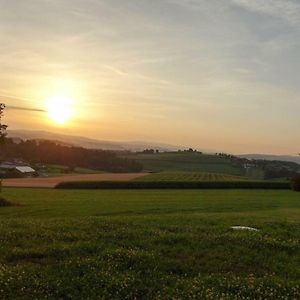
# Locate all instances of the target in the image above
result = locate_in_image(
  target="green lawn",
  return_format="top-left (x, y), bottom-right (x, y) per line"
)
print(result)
top-left (0, 188), bottom-right (299, 299)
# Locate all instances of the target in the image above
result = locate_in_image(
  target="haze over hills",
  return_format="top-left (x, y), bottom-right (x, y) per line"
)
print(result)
top-left (7, 130), bottom-right (182, 152)
top-left (239, 154), bottom-right (300, 165)
top-left (7, 130), bottom-right (300, 165)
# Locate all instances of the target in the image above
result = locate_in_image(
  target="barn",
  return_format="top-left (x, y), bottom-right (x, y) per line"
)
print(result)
top-left (0, 163), bottom-right (36, 178)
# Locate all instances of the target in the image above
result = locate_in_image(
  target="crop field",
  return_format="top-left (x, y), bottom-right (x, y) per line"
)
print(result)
top-left (0, 188), bottom-right (299, 299)
top-left (2, 173), bottom-right (146, 188)
top-left (44, 164), bottom-right (101, 177)
top-left (136, 172), bottom-right (249, 182)
top-left (124, 152), bottom-right (247, 176)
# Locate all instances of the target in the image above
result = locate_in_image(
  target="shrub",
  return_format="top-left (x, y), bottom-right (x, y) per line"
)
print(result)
top-left (0, 197), bottom-right (14, 207)
top-left (290, 174), bottom-right (300, 191)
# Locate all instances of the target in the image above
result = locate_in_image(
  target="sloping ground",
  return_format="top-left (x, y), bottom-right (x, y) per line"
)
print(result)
top-left (2, 173), bottom-right (147, 188)
top-left (123, 152), bottom-right (246, 176)
top-left (135, 172), bottom-right (249, 182)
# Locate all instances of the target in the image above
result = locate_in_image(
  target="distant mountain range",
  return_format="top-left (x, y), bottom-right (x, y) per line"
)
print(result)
top-left (239, 154), bottom-right (300, 165)
top-left (7, 130), bottom-right (300, 165)
top-left (7, 130), bottom-right (182, 152)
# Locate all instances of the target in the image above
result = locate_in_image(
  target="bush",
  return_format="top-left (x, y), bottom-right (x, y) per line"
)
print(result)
top-left (0, 197), bottom-right (14, 207)
top-left (290, 174), bottom-right (300, 191)
top-left (56, 181), bottom-right (290, 190)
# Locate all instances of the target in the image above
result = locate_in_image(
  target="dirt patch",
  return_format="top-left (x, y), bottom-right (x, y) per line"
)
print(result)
top-left (3, 173), bottom-right (148, 188)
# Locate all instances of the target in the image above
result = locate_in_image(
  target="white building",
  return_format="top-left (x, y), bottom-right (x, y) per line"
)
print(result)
top-left (0, 163), bottom-right (36, 178)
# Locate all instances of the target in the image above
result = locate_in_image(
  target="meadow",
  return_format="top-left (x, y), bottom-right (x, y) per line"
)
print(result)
top-left (0, 188), bottom-right (299, 299)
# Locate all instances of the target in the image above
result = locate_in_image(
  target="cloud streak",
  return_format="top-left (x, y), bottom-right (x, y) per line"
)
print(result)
top-left (6, 105), bottom-right (45, 113)
top-left (231, 0), bottom-right (300, 27)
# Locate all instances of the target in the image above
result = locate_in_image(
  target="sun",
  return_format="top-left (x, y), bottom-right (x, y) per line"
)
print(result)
top-left (45, 95), bottom-right (73, 124)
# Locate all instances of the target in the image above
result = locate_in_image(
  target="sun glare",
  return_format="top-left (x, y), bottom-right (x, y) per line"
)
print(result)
top-left (46, 95), bottom-right (73, 125)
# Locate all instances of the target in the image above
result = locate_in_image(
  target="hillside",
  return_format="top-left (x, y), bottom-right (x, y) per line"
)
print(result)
top-left (7, 130), bottom-right (181, 152)
top-left (123, 152), bottom-right (249, 176)
top-left (239, 154), bottom-right (300, 164)
top-left (1, 139), bottom-right (143, 174)
top-left (124, 152), bottom-right (300, 179)
top-left (135, 172), bottom-right (250, 182)
top-left (5, 131), bottom-right (300, 180)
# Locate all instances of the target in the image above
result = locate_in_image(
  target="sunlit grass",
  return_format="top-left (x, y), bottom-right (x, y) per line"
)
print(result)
top-left (0, 188), bottom-right (299, 299)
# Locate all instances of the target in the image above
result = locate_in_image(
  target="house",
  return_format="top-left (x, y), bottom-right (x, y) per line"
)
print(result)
top-left (0, 162), bottom-right (37, 178)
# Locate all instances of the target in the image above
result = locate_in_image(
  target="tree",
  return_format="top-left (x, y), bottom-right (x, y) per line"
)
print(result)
top-left (290, 174), bottom-right (300, 192)
top-left (0, 103), bottom-right (7, 193)
top-left (0, 103), bottom-right (7, 144)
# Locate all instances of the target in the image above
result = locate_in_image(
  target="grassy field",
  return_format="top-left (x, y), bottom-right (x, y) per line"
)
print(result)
top-left (124, 152), bottom-right (248, 176)
top-left (135, 172), bottom-right (249, 182)
top-left (43, 164), bottom-right (100, 177)
top-left (0, 188), bottom-right (299, 299)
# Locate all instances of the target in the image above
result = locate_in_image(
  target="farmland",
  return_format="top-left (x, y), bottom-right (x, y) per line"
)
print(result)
top-left (43, 164), bottom-right (100, 177)
top-left (123, 152), bottom-right (264, 178)
top-left (124, 152), bottom-right (244, 174)
top-left (0, 188), bottom-right (299, 299)
top-left (55, 171), bottom-right (289, 190)
top-left (123, 152), bottom-right (300, 181)
top-left (2, 173), bottom-right (146, 188)
top-left (135, 172), bottom-right (249, 182)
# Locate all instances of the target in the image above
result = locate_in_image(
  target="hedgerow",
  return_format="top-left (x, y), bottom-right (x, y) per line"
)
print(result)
top-left (56, 181), bottom-right (290, 190)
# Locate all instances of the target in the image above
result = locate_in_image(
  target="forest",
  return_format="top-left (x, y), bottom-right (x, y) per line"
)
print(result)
top-left (0, 139), bottom-right (143, 173)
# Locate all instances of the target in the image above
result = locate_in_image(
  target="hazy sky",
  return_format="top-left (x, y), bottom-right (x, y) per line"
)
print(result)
top-left (0, 0), bottom-right (299, 154)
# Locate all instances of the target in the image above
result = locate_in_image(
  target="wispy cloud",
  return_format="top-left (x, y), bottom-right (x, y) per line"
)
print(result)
top-left (167, 0), bottom-right (205, 10)
top-left (0, 93), bottom-right (45, 112)
top-left (0, 93), bottom-right (32, 103)
top-left (6, 105), bottom-right (45, 112)
top-left (231, 0), bottom-right (300, 27)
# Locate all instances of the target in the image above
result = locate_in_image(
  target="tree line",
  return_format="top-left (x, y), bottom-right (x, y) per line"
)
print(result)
top-left (0, 139), bottom-right (143, 173)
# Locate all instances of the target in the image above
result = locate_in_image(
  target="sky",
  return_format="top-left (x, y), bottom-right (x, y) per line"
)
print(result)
top-left (0, 0), bottom-right (299, 154)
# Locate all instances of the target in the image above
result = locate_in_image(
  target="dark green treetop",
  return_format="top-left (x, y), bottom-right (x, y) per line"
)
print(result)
top-left (0, 103), bottom-right (7, 144)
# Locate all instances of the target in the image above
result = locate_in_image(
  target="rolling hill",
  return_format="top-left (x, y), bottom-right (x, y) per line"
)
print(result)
top-left (239, 154), bottom-right (300, 164)
top-left (123, 152), bottom-right (249, 176)
top-left (7, 130), bottom-right (181, 152)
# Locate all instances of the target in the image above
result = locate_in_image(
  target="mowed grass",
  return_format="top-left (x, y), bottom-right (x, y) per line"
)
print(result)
top-left (0, 188), bottom-right (299, 299)
top-left (135, 172), bottom-right (249, 182)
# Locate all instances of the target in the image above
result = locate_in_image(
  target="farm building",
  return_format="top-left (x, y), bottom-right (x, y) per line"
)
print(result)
top-left (0, 163), bottom-right (37, 178)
